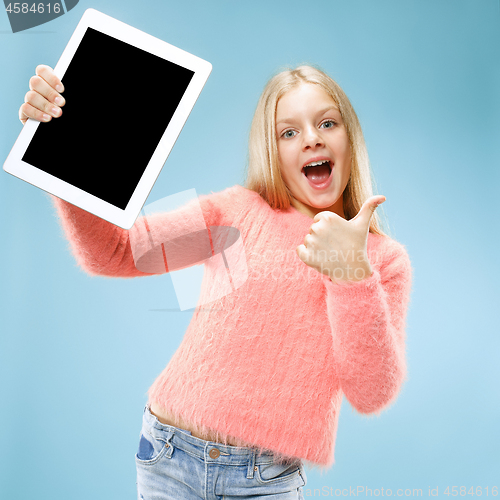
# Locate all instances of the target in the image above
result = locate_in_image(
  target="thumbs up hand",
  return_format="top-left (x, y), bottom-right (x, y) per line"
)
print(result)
top-left (296, 196), bottom-right (386, 283)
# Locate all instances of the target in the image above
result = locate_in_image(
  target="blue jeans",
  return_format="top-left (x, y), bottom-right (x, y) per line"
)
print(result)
top-left (135, 404), bottom-right (307, 499)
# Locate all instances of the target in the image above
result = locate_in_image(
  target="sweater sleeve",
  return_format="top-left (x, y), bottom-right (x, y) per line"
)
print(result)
top-left (323, 236), bottom-right (413, 415)
top-left (49, 190), bottom-right (226, 278)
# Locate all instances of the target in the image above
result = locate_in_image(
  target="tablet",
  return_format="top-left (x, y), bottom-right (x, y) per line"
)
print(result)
top-left (3, 8), bottom-right (212, 229)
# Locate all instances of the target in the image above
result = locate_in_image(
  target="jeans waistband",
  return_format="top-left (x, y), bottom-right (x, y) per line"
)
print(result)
top-left (141, 404), bottom-right (288, 469)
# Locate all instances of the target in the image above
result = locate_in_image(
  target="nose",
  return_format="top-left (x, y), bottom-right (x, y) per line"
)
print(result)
top-left (302, 125), bottom-right (323, 150)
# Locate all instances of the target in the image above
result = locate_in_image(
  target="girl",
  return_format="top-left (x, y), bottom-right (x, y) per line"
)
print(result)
top-left (19, 64), bottom-right (412, 500)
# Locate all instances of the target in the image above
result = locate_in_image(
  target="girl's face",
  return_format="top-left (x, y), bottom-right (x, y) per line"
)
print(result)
top-left (276, 83), bottom-right (351, 218)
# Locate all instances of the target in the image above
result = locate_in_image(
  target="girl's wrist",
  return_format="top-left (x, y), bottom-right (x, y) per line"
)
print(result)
top-left (326, 261), bottom-right (373, 283)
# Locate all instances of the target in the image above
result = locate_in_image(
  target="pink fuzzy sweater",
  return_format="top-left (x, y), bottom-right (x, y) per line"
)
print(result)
top-left (51, 184), bottom-right (412, 469)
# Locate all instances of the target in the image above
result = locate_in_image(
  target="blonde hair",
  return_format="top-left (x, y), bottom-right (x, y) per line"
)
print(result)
top-left (245, 65), bottom-right (388, 236)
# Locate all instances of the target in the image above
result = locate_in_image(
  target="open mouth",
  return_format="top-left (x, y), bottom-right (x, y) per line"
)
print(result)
top-left (302, 160), bottom-right (332, 185)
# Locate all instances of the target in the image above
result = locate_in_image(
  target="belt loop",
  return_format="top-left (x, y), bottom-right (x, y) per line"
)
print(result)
top-left (164, 433), bottom-right (174, 458)
top-left (247, 449), bottom-right (256, 479)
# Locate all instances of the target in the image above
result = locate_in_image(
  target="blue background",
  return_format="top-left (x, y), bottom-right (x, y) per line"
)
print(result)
top-left (1, 0), bottom-right (499, 498)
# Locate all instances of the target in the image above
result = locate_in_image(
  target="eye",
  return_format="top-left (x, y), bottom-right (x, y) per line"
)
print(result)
top-left (321, 120), bottom-right (337, 129)
top-left (281, 129), bottom-right (297, 139)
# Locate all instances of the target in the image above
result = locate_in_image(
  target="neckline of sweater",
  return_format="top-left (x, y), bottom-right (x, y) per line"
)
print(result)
top-left (232, 184), bottom-right (381, 250)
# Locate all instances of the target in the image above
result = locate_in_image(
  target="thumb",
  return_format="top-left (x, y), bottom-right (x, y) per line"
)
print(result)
top-left (351, 196), bottom-right (386, 227)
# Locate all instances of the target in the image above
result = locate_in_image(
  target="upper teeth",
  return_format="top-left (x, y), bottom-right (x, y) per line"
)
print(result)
top-left (305, 160), bottom-right (329, 168)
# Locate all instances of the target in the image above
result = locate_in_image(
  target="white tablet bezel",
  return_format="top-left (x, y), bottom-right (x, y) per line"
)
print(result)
top-left (3, 8), bottom-right (212, 229)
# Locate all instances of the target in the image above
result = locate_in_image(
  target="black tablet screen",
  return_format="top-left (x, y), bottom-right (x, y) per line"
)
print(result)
top-left (22, 27), bottom-right (194, 210)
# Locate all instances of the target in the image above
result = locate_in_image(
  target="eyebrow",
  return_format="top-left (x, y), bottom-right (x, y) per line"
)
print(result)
top-left (276, 105), bottom-right (340, 126)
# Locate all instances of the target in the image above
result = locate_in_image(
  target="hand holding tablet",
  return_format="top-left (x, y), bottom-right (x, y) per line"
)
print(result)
top-left (20, 65), bottom-right (66, 125)
top-left (5, 8), bottom-right (212, 229)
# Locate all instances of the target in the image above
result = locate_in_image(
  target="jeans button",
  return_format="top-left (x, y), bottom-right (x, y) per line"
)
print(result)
top-left (209, 448), bottom-right (220, 459)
